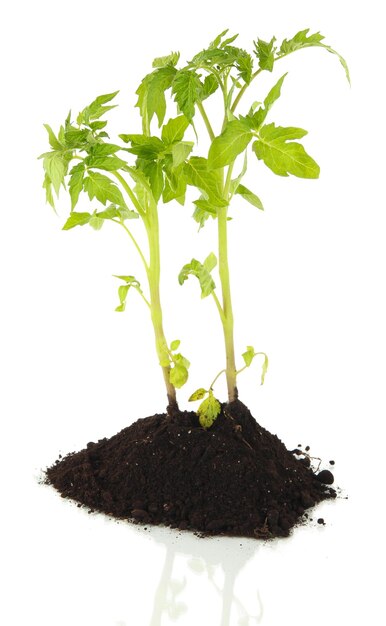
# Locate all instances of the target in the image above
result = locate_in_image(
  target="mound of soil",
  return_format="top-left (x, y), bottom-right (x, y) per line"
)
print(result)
top-left (46, 400), bottom-right (335, 538)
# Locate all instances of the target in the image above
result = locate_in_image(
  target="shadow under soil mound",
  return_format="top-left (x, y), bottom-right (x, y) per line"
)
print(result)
top-left (46, 400), bottom-right (335, 538)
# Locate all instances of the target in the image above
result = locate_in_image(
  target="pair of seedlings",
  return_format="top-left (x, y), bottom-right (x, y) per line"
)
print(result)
top-left (40, 29), bottom-right (348, 427)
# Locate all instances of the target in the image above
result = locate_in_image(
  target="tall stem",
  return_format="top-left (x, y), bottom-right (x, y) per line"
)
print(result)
top-left (218, 163), bottom-right (237, 402)
top-left (146, 210), bottom-right (177, 410)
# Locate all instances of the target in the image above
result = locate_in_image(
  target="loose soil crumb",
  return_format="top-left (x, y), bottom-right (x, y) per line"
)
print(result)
top-left (46, 400), bottom-right (336, 539)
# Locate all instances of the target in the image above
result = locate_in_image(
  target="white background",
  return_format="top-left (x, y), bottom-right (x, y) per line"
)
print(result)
top-left (1, 1), bottom-right (385, 624)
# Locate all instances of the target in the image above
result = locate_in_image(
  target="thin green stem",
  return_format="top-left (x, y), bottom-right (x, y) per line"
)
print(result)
top-left (210, 368), bottom-right (226, 391)
top-left (230, 68), bottom-right (263, 113)
top-left (197, 101), bottom-right (215, 141)
top-left (111, 219), bottom-right (149, 275)
top-left (218, 161), bottom-right (237, 402)
top-left (111, 171), bottom-right (145, 217)
top-left (211, 291), bottom-right (225, 323)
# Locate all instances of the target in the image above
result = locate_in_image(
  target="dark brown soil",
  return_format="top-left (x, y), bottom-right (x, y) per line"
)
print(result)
top-left (46, 400), bottom-right (336, 539)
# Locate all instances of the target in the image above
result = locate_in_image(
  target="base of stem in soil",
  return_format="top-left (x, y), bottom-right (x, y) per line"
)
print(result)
top-left (45, 400), bottom-right (335, 539)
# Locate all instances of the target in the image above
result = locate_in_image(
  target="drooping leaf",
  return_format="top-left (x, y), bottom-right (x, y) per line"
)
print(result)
top-left (279, 29), bottom-right (350, 83)
top-left (189, 388), bottom-right (208, 401)
top-left (41, 151), bottom-right (68, 195)
top-left (62, 212), bottom-right (91, 230)
top-left (68, 162), bottom-right (85, 210)
top-left (197, 391), bottom-right (221, 429)
top-left (235, 184), bottom-right (264, 210)
top-left (161, 115), bottom-right (189, 144)
top-left (242, 345), bottom-right (255, 367)
top-left (253, 123), bottom-right (320, 178)
top-left (208, 120), bottom-right (252, 169)
top-left (83, 171), bottom-right (127, 206)
top-left (178, 254), bottom-right (217, 298)
top-left (89, 215), bottom-right (104, 230)
top-left (120, 134), bottom-right (165, 160)
top-left (114, 275), bottom-right (144, 312)
top-left (254, 37), bottom-right (276, 72)
top-left (43, 173), bottom-right (55, 208)
top-left (172, 70), bottom-right (203, 121)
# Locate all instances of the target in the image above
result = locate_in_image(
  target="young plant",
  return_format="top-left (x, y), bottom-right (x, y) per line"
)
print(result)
top-left (178, 29), bottom-right (348, 422)
top-left (134, 29), bottom-right (348, 425)
top-left (40, 87), bottom-right (192, 410)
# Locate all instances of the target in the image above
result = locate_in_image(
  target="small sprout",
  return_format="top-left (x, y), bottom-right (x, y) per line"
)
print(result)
top-left (170, 339), bottom-right (181, 352)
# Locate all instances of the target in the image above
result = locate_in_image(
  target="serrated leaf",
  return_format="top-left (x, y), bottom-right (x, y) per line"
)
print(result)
top-left (254, 37), bottom-right (276, 72)
top-left (189, 388), bottom-right (207, 401)
top-left (242, 345), bottom-right (255, 367)
top-left (82, 91), bottom-right (119, 124)
top-left (43, 173), bottom-right (55, 209)
top-left (170, 339), bottom-right (180, 351)
top-left (136, 66), bottom-right (177, 128)
top-left (89, 143), bottom-right (122, 156)
top-left (172, 70), bottom-right (203, 121)
top-left (42, 152), bottom-right (67, 195)
top-left (120, 134), bottom-right (165, 160)
top-left (89, 120), bottom-right (108, 131)
top-left (139, 160), bottom-right (164, 202)
top-left (178, 257), bottom-right (216, 298)
top-left (69, 162), bottom-right (85, 210)
top-left (85, 155), bottom-right (127, 171)
top-left (43, 124), bottom-right (62, 150)
top-left (83, 171), bottom-right (127, 206)
top-left (201, 75), bottom-right (219, 100)
top-left (235, 184), bottom-right (264, 210)
top-left (235, 50), bottom-right (253, 84)
top-left (184, 157), bottom-right (225, 205)
top-left (208, 120), bottom-right (252, 170)
top-left (253, 123), bottom-right (320, 178)
top-left (197, 391), bottom-right (221, 429)
top-left (152, 51), bottom-right (180, 68)
top-left (62, 212), bottom-right (91, 230)
top-left (161, 115), bottom-right (189, 144)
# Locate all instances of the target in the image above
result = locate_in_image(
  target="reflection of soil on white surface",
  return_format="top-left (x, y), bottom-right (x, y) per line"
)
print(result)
top-left (147, 528), bottom-right (263, 625)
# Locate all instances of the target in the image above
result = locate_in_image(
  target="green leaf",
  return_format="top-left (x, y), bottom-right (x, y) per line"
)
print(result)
top-left (264, 73), bottom-right (287, 111)
top-left (172, 141), bottom-right (194, 168)
top-left (139, 160), bottom-right (164, 202)
top-left (184, 157), bottom-right (225, 204)
top-left (208, 120), bottom-right (252, 170)
top-left (85, 155), bottom-right (127, 171)
top-left (260, 353), bottom-right (269, 385)
top-left (235, 184), bottom-right (264, 210)
top-left (161, 115), bottom-right (189, 144)
top-left (89, 143), bottom-right (122, 156)
top-left (69, 162), bottom-right (85, 210)
top-left (43, 124), bottom-right (62, 150)
top-left (136, 66), bottom-right (177, 127)
top-left (235, 50), bottom-right (253, 84)
top-left (254, 37), bottom-right (276, 72)
top-left (172, 70), bottom-right (203, 121)
top-left (189, 388), bottom-right (207, 401)
top-left (62, 212), bottom-right (91, 230)
top-left (83, 171), bottom-right (127, 206)
top-left (169, 364), bottom-right (189, 389)
top-left (64, 127), bottom-right (91, 149)
top-left (89, 120), bottom-right (108, 131)
top-left (41, 152), bottom-right (67, 195)
top-left (178, 254), bottom-right (217, 298)
top-left (201, 75), bottom-right (219, 100)
top-left (43, 173), bottom-right (55, 209)
top-left (89, 215), bottom-right (104, 230)
top-left (114, 275), bottom-right (144, 312)
top-left (153, 51), bottom-right (180, 68)
top-left (240, 74), bottom-right (287, 133)
top-left (97, 206), bottom-right (139, 221)
top-left (242, 345), bottom-right (255, 367)
top-left (81, 91), bottom-right (119, 125)
top-left (120, 134), bottom-right (165, 160)
top-left (170, 339), bottom-right (180, 351)
top-left (163, 164), bottom-right (187, 204)
top-left (279, 29), bottom-right (350, 83)
top-left (253, 123), bottom-right (320, 178)
top-left (197, 391), bottom-right (221, 429)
